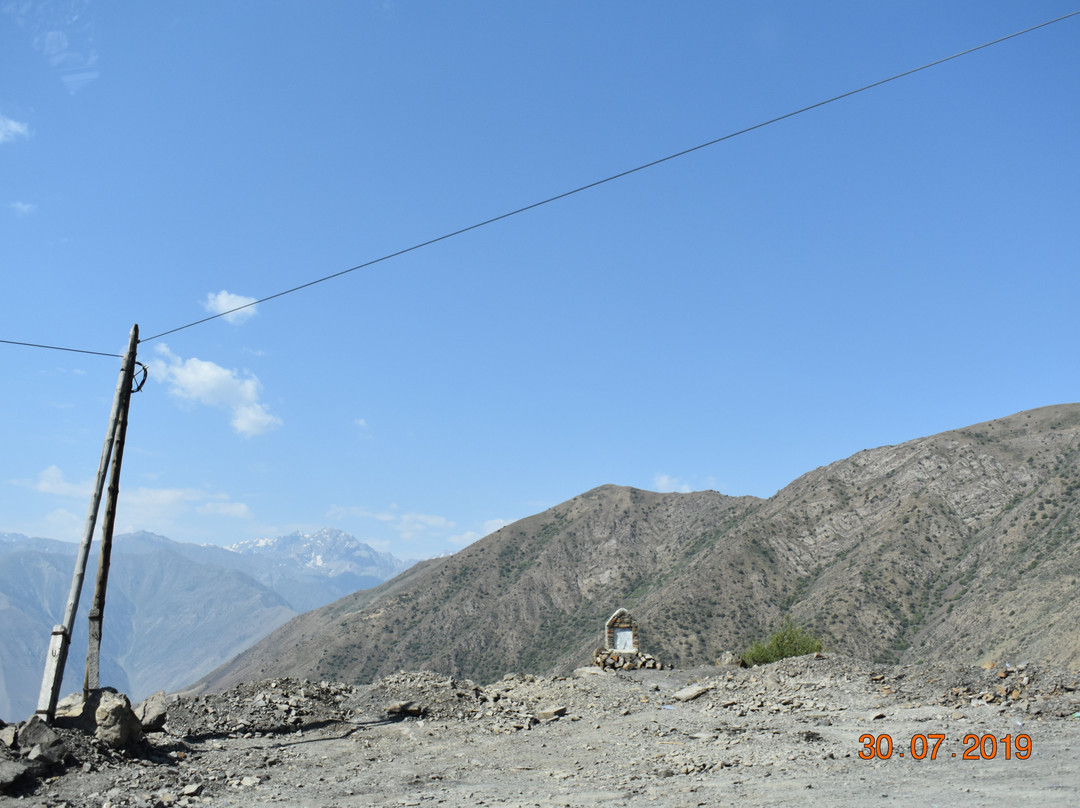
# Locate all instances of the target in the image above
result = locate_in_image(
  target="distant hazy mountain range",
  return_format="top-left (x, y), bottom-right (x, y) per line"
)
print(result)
top-left (0, 528), bottom-right (409, 721)
top-left (196, 405), bottom-right (1080, 695)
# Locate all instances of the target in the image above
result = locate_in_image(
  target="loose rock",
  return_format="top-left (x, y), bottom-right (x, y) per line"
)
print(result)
top-left (135, 690), bottom-right (168, 732)
top-left (93, 691), bottom-right (144, 750)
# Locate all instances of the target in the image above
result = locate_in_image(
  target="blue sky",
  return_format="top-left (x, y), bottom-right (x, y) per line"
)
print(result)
top-left (2, 2), bottom-right (1078, 559)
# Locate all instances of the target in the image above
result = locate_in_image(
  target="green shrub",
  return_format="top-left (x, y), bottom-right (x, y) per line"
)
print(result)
top-left (741, 618), bottom-right (823, 666)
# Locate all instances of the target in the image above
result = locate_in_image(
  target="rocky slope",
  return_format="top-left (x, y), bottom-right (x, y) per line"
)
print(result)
top-left (195, 404), bottom-right (1080, 693)
top-left (3, 655), bottom-right (1078, 806)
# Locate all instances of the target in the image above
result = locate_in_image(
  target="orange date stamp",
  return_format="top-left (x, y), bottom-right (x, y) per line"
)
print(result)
top-left (858, 733), bottom-right (1032, 760)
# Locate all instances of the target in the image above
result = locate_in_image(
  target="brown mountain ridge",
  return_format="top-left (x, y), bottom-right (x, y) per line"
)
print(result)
top-left (195, 404), bottom-right (1080, 693)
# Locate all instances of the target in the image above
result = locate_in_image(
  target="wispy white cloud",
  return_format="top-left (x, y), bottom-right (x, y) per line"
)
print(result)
top-left (0, 115), bottom-right (29, 144)
top-left (117, 486), bottom-right (252, 535)
top-left (397, 512), bottom-right (454, 541)
top-left (195, 501), bottom-right (253, 518)
top-left (15, 466), bottom-right (253, 536)
top-left (12, 0), bottom-right (101, 95)
top-left (28, 465), bottom-right (91, 497)
top-left (41, 508), bottom-right (83, 540)
top-left (153, 344), bottom-right (281, 437)
top-left (448, 518), bottom-right (511, 547)
top-left (327, 505), bottom-right (395, 523)
top-left (9, 201), bottom-right (36, 216)
top-left (202, 290), bottom-right (258, 325)
top-left (329, 504), bottom-right (457, 543)
top-left (129, 487), bottom-right (204, 510)
top-left (653, 473), bottom-right (692, 493)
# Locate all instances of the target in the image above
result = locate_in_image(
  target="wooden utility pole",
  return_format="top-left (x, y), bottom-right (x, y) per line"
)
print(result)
top-left (35, 325), bottom-right (140, 722)
top-left (83, 323), bottom-right (139, 696)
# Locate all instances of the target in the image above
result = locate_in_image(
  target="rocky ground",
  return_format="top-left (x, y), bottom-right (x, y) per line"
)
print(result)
top-left (2, 653), bottom-right (1078, 807)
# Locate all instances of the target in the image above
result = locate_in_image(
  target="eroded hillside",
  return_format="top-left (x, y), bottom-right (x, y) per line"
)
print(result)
top-left (194, 404), bottom-right (1080, 694)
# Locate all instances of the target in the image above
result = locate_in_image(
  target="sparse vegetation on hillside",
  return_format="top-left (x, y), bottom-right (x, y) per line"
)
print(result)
top-left (741, 618), bottom-right (823, 666)
top-left (193, 405), bottom-right (1080, 693)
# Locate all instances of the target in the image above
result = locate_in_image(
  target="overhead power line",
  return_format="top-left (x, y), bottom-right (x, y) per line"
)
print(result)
top-left (141, 9), bottom-right (1078, 344)
top-left (0, 338), bottom-right (123, 358)
top-left (5, 10), bottom-right (1076, 353)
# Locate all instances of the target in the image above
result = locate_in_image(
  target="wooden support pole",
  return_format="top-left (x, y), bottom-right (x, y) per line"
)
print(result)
top-left (35, 325), bottom-right (139, 722)
top-left (84, 324), bottom-right (139, 697)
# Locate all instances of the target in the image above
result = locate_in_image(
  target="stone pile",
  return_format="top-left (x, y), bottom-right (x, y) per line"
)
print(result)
top-left (1, 689), bottom-right (162, 797)
top-left (166, 677), bottom-right (356, 738)
top-left (347, 670), bottom-right (490, 721)
top-left (1, 714), bottom-right (70, 792)
top-left (348, 671), bottom-right (572, 734)
top-left (593, 648), bottom-right (663, 671)
top-left (928, 661), bottom-right (1079, 715)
